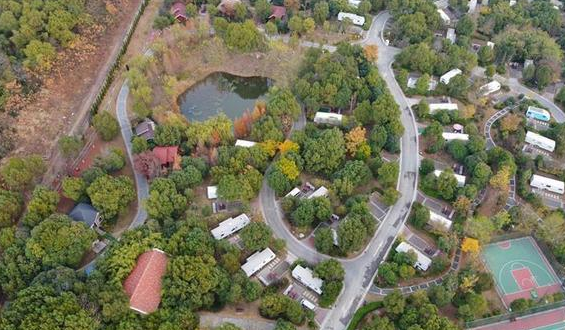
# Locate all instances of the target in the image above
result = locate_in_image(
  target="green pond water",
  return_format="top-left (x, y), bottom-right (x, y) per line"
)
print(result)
top-left (178, 72), bottom-right (272, 122)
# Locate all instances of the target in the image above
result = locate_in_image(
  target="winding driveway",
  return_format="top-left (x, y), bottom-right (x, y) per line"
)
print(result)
top-left (116, 82), bottom-right (149, 229)
top-left (261, 12), bottom-right (420, 330)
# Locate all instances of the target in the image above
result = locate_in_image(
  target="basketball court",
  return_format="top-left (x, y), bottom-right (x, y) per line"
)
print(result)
top-left (482, 237), bottom-right (562, 307)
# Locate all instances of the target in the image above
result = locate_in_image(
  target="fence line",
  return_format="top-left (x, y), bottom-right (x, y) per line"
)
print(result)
top-left (465, 299), bottom-right (565, 328)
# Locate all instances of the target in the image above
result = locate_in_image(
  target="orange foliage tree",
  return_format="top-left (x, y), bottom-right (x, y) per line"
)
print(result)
top-left (345, 126), bottom-right (367, 156)
top-left (461, 237), bottom-right (480, 254)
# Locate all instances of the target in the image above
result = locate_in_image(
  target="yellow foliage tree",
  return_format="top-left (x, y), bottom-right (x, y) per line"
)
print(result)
top-left (364, 45), bottom-right (378, 62)
top-left (500, 114), bottom-right (522, 133)
top-left (278, 140), bottom-right (299, 155)
top-left (461, 237), bottom-right (480, 254)
top-left (261, 140), bottom-right (278, 157)
top-left (453, 195), bottom-right (472, 215)
top-left (490, 166), bottom-right (511, 191)
top-left (345, 126), bottom-right (367, 156)
top-left (461, 104), bottom-right (476, 119)
top-left (459, 273), bottom-right (479, 293)
top-left (277, 157), bottom-right (300, 180)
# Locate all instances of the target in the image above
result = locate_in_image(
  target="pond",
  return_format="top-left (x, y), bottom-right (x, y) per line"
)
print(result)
top-left (178, 72), bottom-right (272, 122)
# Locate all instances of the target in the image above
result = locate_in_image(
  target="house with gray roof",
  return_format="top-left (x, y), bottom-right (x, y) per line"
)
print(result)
top-left (69, 203), bottom-right (102, 228)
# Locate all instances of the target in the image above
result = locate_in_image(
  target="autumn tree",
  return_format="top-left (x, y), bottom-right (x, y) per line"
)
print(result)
top-left (134, 151), bottom-right (162, 180)
top-left (489, 166), bottom-right (511, 191)
top-left (500, 114), bottom-right (522, 133)
top-left (364, 45), bottom-right (378, 62)
top-left (345, 126), bottom-right (367, 157)
top-left (461, 237), bottom-right (480, 254)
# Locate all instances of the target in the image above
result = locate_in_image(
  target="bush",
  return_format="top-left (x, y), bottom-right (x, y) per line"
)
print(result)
top-left (346, 301), bottom-right (383, 330)
top-left (93, 111), bottom-right (120, 141)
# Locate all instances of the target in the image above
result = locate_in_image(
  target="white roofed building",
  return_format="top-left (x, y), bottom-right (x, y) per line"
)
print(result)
top-left (437, 9), bottom-right (450, 24)
top-left (395, 242), bottom-right (432, 271)
top-left (337, 12), bottom-right (365, 26)
top-left (434, 170), bottom-right (466, 187)
top-left (479, 81), bottom-right (501, 96)
top-left (526, 106), bottom-right (551, 122)
top-left (429, 211), bottom-right (452, 231)
top-left (308, 186), bottom-right (329, 199)
top-left (235, 139), bottom-right (257, 148)
top-left (442, 132), bottom-right (469, 141)
top-left (292, 265), bottom-right (323, 295)
top-left (285, 187), bottom-right (302, 198)
top-left (530, 174), bottom-right (565, 195)
top-left (348, 0), bottom-right (361, 7)
top-left (211, 213), bottom-right (250, 240)
top-left (207, 186), bottom-right (218, 199)
top-left (241, 248), bottom-right (276, 277)
top-left (314, 112), bottom-right (343, 125)
top-left (446, 28), bottom-right (456, 43)
top-left (429, 103), bottom-right (458, 113)
top-left (440, 69), bottom-right (462, 84)
top-left (525, 131), bottom-right (555, 153)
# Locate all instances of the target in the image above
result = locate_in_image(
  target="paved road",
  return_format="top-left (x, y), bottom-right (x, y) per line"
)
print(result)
top-left (472, 67), bottom-right (565, 124)
top-left (116, 83), bottom-right (149, 229)
top-left (261, 12), bottom-right (420, 330)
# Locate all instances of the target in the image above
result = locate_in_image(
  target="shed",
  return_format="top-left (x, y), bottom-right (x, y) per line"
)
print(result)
top-left (241, 248), bottom-right (276, 277)
top-left (440, 69), bottom-right (462, 84)
top-left (235, 139), bottom-right (257, 148)
top-left (211, 213), bottom-right (250, 240)
top-left (395, 242), bottom-right (432, 271)
top-left (207, 186), bottom-right (218, 199)
top-left (314, 112), bottom-right (343, 125)
top-left (531, 174), bottom-right (564, 195)
top-left (123, 249), bottom-right (168, 314)
top-left (285, 187), bottom-right (302, 198)
top-left (337, 12), bottom-right (365, 26)
top-left (525, 131), bottom-right (555, 153)
top-left (69, 203), bottom-right (102, 228)
top-left (292, 265), bottom-right (323, 295)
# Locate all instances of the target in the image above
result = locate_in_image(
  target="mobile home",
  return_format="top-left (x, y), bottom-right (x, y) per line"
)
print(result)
top-left (530, 174), bottom-right (564, 195)
top-left (395, 242), bottom-right (432, 271)
top-left (434, 170), bottom-right (466, 187)
top-left (526, 106), bottom-right (551, 122)
top-left (525, 131), bottom-right (555, 153)
top-left (440, 69), bottom-right (462, 85)
top-left (337, 12), bottom-right (365, 26)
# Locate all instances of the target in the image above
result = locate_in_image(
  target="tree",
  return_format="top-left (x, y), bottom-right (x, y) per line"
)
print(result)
top-left (22, 186), bottom-right (60, 228)
top-left (337, 217), bottom-right (367, 253)
top-left (453, 195), bottom-right (472, 216)
top-left (240, 222), bottom-right (272, 251)
top-left (144, 178), bottom-right (188, 222)
top-left (383, 289), bottom-right (405, 318)
top-left (303, 128), bottom-right (346, 176)
top-left (465, 215), bottom-right (494, 244)
top-left (437, 170), bottom-right (458, 200)
top-left (169, 166), bottom-right (203, 191)
top-left (223, 20), bottom-right (265, 52)
top-left (377, 262), bottom-right (398, 286)
top-left (154, 125), bottom-right (182, 146)
top-left (314, 227), bottom-right (334, 254)
top-left (382, 188), bottom-right (400, 206)
top-left (92, 111), bottom-right (120, 141)
top-left (500, 114), bottom-right (522, 132)
top-left (162, 255), bottom-right (222, 310)
top-left (471, 162), bottom-right (492, 188)
top-left (456, 15), bottom-right (475, 36)
top-left (58, 136), bottom-right (83, 158)
top-left (313, 1), bottom-right (330, 25)
top-left (447, 140), bottom-right (469, 162)
top-left (415, 74), bottom-right (430, 95)
top-left (267, 87), bottom-right (301, 121)
top-left (315, 259), bottom-right (344, 281)
top-left (133, 151), bottom-right (161, 180)
top-left (555, 87), bottom-right (565, 107)
top-left (0, 190), bottom-right (22, 228)
top-left (363, 316), bottom-right (395, 330)
top-left (428, 284), bottom-right (454, 307)
top-left (265, 21), bottom-right (277, 35)
top-left (538, 212), bottom-right (565, 246)
top-left (410, 202), bottom-right (429, 228)
top-left (489, 166), bottom-right (511, 191)
top-left (61, 177), bottom-right (86, 201)
top-left (535, 64), bottom-right (552, 90)
top-left (23, 40), bottom-right (56, 70)
top-left (26, 214), bottom-right (96, 268)
top-left (87, 175), bottom-right (135, 220)
top-left (419, 158), bottom-right (435, 176)
top-left (378, 162), bottom-right (399, 188)
top-left (260, 294), bottom-right (305, 324)
top-left (255, 0), bottom-right (271, 21)
top-left (510, 298), bottom-right (531, 312)
top-left (345, 126), bottom-right (367, 156)
top-left (0, 155), bottom-right (45, 191)
top-left (274, 319), bottom-right (296, 330)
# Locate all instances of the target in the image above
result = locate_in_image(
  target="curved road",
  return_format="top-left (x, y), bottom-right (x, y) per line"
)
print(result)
top-left (261, 12), bottom-right (420, 330)
top-left (116, 82), bottom-right (149, 229)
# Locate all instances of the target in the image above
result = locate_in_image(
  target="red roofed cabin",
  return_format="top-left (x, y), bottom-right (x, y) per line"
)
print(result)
top-left (269, 6), bottom-right (286, 20)
top-left (123, 249), bottom-right (168, 314)
top-left (152, 146), bottom-right (180, 170)
top-left (171, 2), bottom-right (188, 22)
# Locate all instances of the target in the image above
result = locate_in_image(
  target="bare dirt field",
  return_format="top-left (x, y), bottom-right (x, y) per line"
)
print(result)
top-left (8, 0), bottom-right (143, 158)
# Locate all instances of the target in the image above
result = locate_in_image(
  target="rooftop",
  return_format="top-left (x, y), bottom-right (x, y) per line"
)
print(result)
top-left (123, 249), bottom-right (168, 314)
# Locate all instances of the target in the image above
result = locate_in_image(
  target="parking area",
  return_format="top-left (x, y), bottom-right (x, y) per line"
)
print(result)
top-left (522, 145), bottom-right (553, 161)
top-left (417, 191), bottom-right (455, 219)
top-left (402, 225), bottom-right (439, 258)
top-left (532, 189), bottom-right (564, 209)
top-left (257, 257), bottom-right (289, 286)
top-left (369, 194), bottom-right (389, 222)
top-left (526, 118), bottom-right (550, 131)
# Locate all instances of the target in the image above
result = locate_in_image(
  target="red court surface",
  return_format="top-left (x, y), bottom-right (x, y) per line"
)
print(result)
top-left (471, 306), bottom-right (565, 330)
top-left (513, 268), bottom-right (537, 291)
